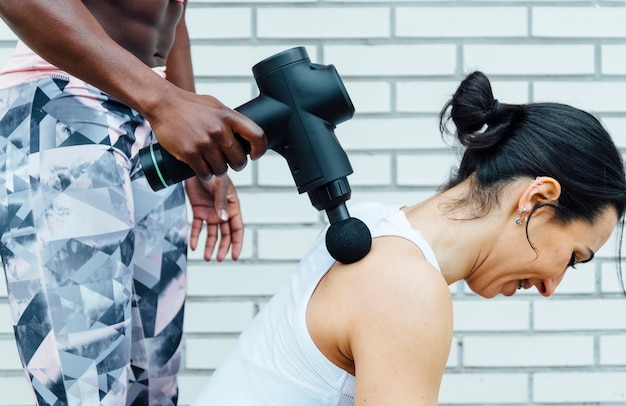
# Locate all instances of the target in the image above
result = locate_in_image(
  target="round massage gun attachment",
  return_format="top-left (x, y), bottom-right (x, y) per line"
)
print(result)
top-left (314, 187), bottom-right (372, 265)
top-left (325, 217), bottom-right (372, 264)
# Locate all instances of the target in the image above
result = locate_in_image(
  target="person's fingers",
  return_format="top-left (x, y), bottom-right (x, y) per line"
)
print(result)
top-left (221, 143), bottom-right (248, 173)
top-left (227, 211), bottom-right (244, 261)
top-left (203, 223), bottom-right (219, 261)
top-left (189, 218), bottom-right (203, 251)
top-left (199, 146), bottom-right (229, 177)
top-left (215, 222), bottom-right (232, 262)
top-left (228, 110), bottom-right (267, 162)
top-left (212, 176), bottom-right (230, 222)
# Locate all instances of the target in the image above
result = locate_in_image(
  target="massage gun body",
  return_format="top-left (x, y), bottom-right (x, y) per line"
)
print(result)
top-left (236, 56), bottom-right (355, 221)
top-left (139, 47), bottom-right (371, 263)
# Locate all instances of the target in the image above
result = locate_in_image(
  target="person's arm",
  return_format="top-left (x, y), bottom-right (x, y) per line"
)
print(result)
top-left (0, 0), bottom-right (160, 113)
top-left (0, 0), bottom-right (266, 178)
top-left (348, 238), bottom-right (453, 404)
top-left (164, 2), bottom-right (195, 93)
top-left (165, 4), bottom-right (244, 261)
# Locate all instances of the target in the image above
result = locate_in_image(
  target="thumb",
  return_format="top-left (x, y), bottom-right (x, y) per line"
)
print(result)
top-left (213, 176), bottom-right (230, 222)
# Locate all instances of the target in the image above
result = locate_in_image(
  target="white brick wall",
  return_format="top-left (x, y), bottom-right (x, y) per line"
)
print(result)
top-left (1, 1), bottom-right (625, 405)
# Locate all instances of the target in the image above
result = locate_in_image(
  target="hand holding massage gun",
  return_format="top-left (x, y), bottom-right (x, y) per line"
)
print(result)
top-left (138, 47), bottom-right (372, 264)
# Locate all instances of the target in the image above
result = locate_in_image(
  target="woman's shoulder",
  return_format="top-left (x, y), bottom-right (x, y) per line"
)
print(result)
top-left (355, 236), bottom-right (450, 309)
top-left (306, 235), bottom-right (452, 379)
top-left (343, 237), bottom-right (453, 403)
top-left (325, 235), bottom-right (452, 337)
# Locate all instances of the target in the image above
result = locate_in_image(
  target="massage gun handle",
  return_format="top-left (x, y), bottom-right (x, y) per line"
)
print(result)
top-left (138, 135), bottom-right (251, 191)
top-left (139, 94), bottom-right (290, 191)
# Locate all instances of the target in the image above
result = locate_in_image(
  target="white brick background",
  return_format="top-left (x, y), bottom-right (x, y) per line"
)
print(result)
top-left (1, 1), bottom-right (626, 405)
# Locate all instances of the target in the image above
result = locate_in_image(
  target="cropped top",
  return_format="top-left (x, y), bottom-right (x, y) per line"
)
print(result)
top-left (0, 41), bottom-right (166, 90)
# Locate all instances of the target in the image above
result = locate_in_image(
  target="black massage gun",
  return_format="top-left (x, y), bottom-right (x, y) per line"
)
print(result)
top-left (138, 47), bottom-right (372, 264)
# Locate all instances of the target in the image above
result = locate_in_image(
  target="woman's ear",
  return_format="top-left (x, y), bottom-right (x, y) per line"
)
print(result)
top-left (531, 176), bottom-right (561, 202)
top-left (517, 176), bottom-right (561, 212)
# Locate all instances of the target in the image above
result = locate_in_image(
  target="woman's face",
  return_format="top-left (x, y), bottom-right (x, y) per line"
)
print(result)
top-left (467, 206), bottom-right (618, 298)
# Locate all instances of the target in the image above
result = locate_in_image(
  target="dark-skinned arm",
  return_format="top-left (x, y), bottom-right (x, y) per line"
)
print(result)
top-left (0, 0), bottom-right (266, 178)
top-left (166, 4), bottom-right (244, 261)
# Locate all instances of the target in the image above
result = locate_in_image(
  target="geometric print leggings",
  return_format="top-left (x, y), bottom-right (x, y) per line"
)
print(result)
top-left (0, 75), bottom-right (188, 405)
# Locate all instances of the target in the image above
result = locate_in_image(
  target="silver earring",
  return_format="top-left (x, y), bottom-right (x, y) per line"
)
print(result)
top-left (530, 176), bottom-right (542, 187)
top-left (515, 208), bottom-right (527, 226)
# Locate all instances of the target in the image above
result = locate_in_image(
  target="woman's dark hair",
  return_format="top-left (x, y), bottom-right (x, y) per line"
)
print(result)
top-left (439, 71), bottom-right (626, 287)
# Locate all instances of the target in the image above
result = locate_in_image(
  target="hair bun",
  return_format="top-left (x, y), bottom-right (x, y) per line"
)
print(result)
top-left (439, 71), bottom-right (503, 150)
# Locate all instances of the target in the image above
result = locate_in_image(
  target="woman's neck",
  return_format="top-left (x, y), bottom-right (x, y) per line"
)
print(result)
top-left (401, 179), bottom-right (525, 285)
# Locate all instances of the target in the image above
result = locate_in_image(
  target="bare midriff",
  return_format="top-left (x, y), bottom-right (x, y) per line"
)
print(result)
top-left (81, 0), bottom-right (184, 68)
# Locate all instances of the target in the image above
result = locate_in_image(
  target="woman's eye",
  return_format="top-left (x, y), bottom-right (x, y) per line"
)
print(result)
top-left (568, 252), bottom-right (578, 269)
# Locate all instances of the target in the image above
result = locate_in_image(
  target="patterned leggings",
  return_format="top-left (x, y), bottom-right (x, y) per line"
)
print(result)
top-left (0, 76), bottom-right (188, 406)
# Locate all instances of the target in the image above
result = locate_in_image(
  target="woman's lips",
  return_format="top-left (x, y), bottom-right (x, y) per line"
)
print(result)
top-left (518, 279), bottom-right (529, 290)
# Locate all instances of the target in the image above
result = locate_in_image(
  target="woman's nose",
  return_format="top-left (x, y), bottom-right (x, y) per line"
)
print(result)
top-left (538, 272), bottom-right (566, 297)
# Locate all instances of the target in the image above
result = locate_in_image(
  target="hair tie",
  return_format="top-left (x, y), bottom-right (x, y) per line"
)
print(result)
top-left (486, 99), bottom-right (499, 125)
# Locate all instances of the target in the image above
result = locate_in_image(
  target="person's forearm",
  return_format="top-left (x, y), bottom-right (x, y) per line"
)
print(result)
top-left (165, 4), bottom-right (196, 93)
top-left (0, 0), bottom-right (174, 120)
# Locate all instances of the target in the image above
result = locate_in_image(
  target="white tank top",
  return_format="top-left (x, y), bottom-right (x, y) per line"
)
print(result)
top-left (192, 202), bottom-right (441, 406)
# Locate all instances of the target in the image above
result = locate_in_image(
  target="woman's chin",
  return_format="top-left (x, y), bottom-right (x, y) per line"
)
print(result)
top-left (501, 282), bottom-right (520, 297)
top-left (467, 284), bottom-right (499, 299)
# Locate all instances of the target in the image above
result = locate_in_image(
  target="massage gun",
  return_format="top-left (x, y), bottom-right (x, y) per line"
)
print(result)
top-left (138, 47), bottom-right (372, 264)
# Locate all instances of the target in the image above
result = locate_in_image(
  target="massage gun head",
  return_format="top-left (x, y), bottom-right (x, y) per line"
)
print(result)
top-left (326, 218), bottom-right (372, 264)
top-left (325, 211), bottom-right (372, 264)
